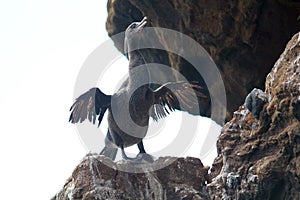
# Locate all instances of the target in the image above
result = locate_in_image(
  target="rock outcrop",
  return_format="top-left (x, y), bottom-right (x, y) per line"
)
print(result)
top-left (207, 31), bottom-right (300, 200)
top-left (52, 155), bottom-right (209, 200)
top-left (106, 0), bottom-right (300, 119)
top-left (53, 31), bottom-right (299, 200)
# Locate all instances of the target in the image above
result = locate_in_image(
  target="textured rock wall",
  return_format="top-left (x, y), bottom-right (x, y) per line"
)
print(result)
top-left (106, 0), bottom-right (300, 120)
top-left (207, 32), bottom-right (300, 199)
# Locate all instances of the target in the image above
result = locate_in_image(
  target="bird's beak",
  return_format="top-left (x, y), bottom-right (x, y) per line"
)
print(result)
top-left (138, 16), bottom-right (147, 28)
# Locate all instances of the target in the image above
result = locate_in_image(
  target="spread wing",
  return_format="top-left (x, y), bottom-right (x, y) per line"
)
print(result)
top-left (69, 88), bottom-right (111, 126)
top-left (150, 81), bottom-right (206, 121)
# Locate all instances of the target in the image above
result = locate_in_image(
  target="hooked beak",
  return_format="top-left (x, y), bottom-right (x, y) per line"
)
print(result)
top-left (137, 16), bottom-right (147, 28)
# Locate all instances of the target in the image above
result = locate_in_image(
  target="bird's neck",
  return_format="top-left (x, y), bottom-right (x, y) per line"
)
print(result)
top-left (127, 49), bottom-right (154, 114)
top-left (128, 49), bottom-right (151, 88)
top-left (128, 50), bottom-right (146, 69)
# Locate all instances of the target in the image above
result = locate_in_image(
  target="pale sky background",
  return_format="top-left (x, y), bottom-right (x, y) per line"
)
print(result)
top-left (0, 1), bottom-right (221, 199)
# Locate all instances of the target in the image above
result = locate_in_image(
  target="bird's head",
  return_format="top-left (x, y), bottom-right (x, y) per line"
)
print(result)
top-left (124, 17), bottom-right (147, 53)
top-left (125, 16), bottom-right (147, 39)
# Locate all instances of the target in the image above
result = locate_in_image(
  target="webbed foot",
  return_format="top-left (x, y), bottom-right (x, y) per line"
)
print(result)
top-left (136, 153), bottom-right (154, 163)
top-left (121, 150), bottom-right (154, 163)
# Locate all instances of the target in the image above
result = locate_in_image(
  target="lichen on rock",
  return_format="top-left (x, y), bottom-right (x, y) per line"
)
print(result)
top-left (207, 32), bottom-right (300, 200)
top-left (52, 155), bottom-right (209, 200)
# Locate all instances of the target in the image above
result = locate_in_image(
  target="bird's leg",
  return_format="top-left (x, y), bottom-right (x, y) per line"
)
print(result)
top-left (137, 141), bottom-right (146, 154)
top-left (120, 145), bottom-right (132, 160)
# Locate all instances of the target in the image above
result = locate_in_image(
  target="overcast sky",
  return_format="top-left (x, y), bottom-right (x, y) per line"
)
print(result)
top-left (0, 1), bottom-right (220, 199)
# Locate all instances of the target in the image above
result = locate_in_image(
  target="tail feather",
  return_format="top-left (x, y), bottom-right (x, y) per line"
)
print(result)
top-left (100, 146), bottom-right (118, 160)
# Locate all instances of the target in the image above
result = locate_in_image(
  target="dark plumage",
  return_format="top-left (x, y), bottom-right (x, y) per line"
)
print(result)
top-left (69, 17), bottom-right (206, 161)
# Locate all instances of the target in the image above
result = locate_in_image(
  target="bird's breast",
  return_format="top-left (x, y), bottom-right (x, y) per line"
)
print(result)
top-left (107, 109), bottom-right (148, 147)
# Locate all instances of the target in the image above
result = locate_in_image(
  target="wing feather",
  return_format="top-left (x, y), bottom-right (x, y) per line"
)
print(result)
top-left (69, 88), bottom-right (111, 127)
top-left (150, 81), bottom-right (206, 121)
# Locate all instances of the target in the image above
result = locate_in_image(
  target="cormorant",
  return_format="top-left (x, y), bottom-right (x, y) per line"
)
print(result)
top-left (69, 17), bottom-right (205, 161)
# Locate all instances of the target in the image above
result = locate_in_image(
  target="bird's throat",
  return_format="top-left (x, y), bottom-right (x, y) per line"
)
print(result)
top-left (128, 49), bottom-right (152, 85)
top-left (128, 50), bottom-right (146, 69)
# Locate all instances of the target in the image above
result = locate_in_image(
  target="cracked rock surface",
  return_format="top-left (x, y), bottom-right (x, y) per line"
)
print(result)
top-left (52, 155), bottom-right (209, 200)
top-left (208, 32), bottom-right (300, 200)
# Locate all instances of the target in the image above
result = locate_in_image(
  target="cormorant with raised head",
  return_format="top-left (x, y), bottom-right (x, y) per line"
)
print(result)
top-left (69, 17), bottom-right (205, 161)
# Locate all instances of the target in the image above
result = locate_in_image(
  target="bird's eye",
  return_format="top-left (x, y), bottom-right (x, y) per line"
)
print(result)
top-left (131, 24), bottom-right (137, 28)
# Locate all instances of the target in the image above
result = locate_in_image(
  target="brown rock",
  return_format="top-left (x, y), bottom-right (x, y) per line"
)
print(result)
top-left (207, 32), bottom-right (300, 199)
top-left (52, 155), bottom-right (209, 200)
top-left (106, 0), bottom-right (300, 120)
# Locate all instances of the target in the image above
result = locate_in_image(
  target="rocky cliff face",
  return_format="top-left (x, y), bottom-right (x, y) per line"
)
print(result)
top-left (53, 32), bottom-right (300, 200)
top-left (106, 0), bottom-right (300, 119)
top-left (207, 32), bottom-right (300, 199)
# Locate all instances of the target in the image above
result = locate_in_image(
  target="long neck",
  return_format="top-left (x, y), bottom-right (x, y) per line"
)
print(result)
top-left (127, 49), bottom-right (151, 88)
top-left (128, 50), bottom-right (146, 69)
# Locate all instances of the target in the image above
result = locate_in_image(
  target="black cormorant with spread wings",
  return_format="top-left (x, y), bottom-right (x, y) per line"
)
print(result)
top-left (69, 17), bottom-right (205, 161)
